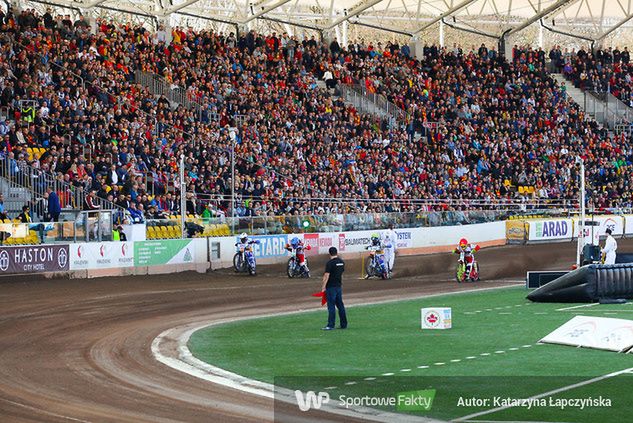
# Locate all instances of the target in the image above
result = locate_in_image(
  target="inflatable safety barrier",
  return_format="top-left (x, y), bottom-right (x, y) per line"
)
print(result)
top-left (527, 264), bottom-right (633, 303)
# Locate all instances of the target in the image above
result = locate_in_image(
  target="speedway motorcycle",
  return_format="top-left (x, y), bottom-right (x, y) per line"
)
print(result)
top-left (365, 246), bottom-right (391, 280)
top-left (234, 243), bottom-right (257, 276)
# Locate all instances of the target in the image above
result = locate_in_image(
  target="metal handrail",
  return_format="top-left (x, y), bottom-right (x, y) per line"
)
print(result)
top-left (0, 153), bottom-right (124, 215)
top-left (338, 83), bottom-right (406, 129)
top-left (584, 91), bottom-right (633, 128)
top-left (135, 70), bottom-right (203, 116)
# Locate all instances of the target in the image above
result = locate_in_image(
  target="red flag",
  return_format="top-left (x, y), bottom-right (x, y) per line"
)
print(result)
top-left (311, 291), bottom-right (326, 306)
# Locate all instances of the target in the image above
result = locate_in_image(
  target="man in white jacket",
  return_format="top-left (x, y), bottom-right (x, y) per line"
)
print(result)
top-left (602, 228), bottom-right (617, 265)
top-left (383, 224), bottom-right (398, 272)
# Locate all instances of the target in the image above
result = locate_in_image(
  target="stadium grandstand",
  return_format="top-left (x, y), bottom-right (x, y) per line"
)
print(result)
top-left (0, 0), bottom-right (632, 242)
top-left (4, 3), bottom-right (633, 423)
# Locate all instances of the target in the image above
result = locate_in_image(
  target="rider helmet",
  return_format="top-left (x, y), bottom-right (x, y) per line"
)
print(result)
top-left (371, 233), bottom-right (380, 246)
top-left (240, 233), bottom-right (248, 243)
top-left (290, 237), bottom-right (300, 248)
top-left (459, 238), bottom-right (468, 247)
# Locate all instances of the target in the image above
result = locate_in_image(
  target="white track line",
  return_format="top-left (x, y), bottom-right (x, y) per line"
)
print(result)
top-left (152, 285), bottom-right (516, 423)
top-left (556, 303), bottom-right (599, 311)
top-left (454, 366), bottom-right (633, 422)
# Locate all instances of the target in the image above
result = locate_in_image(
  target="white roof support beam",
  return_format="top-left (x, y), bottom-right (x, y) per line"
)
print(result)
top-left (29, 0), bottom-right (157, 18)
top-left (595, 11), bottom-right (633, 40)
top-left (161, 0), bottom-right (205, 16)
top-left (506, 0), bottom-right (579, 36)
top-left (242, 0), bottom-right (294, 24)
top-left (325, 0), bottom-right (385, 30)
top-left (82, 0), bottom-right (110, 9)
top-left (413, 0), bottom-right (478, 35)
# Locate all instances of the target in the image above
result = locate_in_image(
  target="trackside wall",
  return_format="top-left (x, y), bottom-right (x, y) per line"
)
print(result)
top-left (507, 215), bottom-right (633, 244)
top-left (1, 221), bottom-right (505, 278)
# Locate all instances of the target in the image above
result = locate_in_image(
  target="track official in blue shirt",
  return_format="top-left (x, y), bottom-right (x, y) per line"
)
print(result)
top-left (321, 247), bottom-right (347, 330)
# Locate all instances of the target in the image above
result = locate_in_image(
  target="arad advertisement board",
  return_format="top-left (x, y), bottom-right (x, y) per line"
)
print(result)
top-left (527, 219), bottom-right (573, 242)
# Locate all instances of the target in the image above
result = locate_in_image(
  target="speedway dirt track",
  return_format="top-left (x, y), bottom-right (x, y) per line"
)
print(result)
top-left (1, 241), bottom-right (629, 423)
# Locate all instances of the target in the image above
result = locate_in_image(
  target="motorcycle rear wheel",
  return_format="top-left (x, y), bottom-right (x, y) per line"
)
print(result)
top-left (287, 257), bottom-right (296, 278)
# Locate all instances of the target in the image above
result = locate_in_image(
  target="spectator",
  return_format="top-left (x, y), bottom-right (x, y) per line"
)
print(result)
top-left (112, 225), bottom-right (127, 241)
top-left (18, 205), bottom-right (32, 223)
top-left (128, 203), bottom-right (144, 224)
top-left (0, 194), bottom-right (6, 221)
top-left (47, 186), bottom-right (61, 222)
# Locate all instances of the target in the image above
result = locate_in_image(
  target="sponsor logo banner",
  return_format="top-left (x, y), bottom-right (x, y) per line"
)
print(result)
top-left (573, 216), bottom-right (624, 240)
top-left (395, 230), bottom-right (412, 249)
top-left (506, 220), bottom-right (526, 241)
top-left (528, 219), bottom-right (573, 241)
top-left (70, 242), bottom-right (134, 270)
top-left (247, 235), bottom-right (289, 258)
top-left (134, 239), bottom-right (194, 266)
top-left (303, 234), bottom-right (319, 256)
top-left (337, 230), bottom-right (376, 253)
top-left (303, 233), bottom-right (334, 255)
top-left (0, 245), bottom-right (69, 274)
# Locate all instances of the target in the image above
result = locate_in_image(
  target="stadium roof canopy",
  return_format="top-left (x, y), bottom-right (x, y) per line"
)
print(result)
top-left (20, 0), bottom-right (633, 43)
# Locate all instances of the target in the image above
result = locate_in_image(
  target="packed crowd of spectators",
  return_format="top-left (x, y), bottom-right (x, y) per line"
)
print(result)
top-left (0, 7), bottom-right (632, 225)
top-left (550, 45), bottom-right (633, 106)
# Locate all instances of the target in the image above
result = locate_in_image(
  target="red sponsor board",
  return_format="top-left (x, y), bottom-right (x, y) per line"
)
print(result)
top-left (303, 234), bottom-right (319, 256)
top-left (338, 234), bottom-right (345, 252)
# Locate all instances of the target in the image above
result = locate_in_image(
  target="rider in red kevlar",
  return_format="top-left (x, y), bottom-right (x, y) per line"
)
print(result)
top-left (286, 237), bottom-right (311, 273)
top-left (454, 238), bottom-right (480, 265)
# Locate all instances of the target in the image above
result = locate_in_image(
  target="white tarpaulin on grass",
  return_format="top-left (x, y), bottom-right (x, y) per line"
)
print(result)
top-left (540, 315), bottom-right (633, 353)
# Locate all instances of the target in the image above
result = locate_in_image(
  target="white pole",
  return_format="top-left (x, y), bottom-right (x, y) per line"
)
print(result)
top-left (576, 157), bottom-right (585, 267)
top-left (231, 143), bottom-right (235, 236)
top-left (180, 154), bottom-right (185, 239)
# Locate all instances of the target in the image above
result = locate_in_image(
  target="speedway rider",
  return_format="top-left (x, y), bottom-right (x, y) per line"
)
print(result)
top-left (285, 237), bottom-right (311, 275)
top-left (235, 232), bottom-right (260, 266)
top-left (366, 233), bottom-right (392, 276)
top-left (454, 238), bottom-right (480, 270)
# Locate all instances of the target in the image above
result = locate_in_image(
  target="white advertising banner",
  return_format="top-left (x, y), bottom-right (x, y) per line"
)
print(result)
top-left (394, 229), bottom-right (414, 249)
top-left (540, 315), bottom-right (633, 352)
top-left (70, 241), bottom-right (135, 270)
top-left (625, 215), bottom-right (633, 236)
top-left (336, 230), bottom-right (375, 253)
top-left (527, 219), bottom-right (573, 242)
top-left (213, 221), bottom-right (506, 266)
top-left (572, 216), bottom-right (624, 243)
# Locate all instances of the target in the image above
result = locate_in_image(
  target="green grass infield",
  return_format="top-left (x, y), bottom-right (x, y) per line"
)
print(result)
top-left (188, 286), bottom-right (633, 422)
